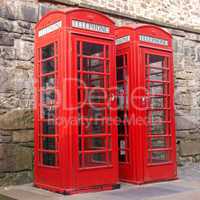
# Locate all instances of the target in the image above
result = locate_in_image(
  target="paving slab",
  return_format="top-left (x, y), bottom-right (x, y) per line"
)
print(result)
top-left (0, 165), bottom-right (200, 200)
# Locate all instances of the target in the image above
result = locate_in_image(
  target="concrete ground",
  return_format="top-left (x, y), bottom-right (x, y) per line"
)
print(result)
top-left (0, 164), bottom-right (200, 200)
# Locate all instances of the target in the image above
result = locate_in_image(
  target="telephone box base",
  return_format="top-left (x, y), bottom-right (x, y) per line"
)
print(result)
top-left (34, 182), bottom-right (121, 195)
top-left (119, 176), bottom-right (178, 185)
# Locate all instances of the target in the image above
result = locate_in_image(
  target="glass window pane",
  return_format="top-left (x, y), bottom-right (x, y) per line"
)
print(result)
top-left (88, 89), bottom-right (105, 103)
top-left (82, 42), bottom-right (104, 57)
top-left (42, 59), bottom-right (55, 74)
top-left (83, 58), bottom-right (104, 72)
top-left (148, 110), bottom-right (165, 123)
top-left (43, 137), bottom-right (56, 150)
top-left (149, 68), bottom-right (164, 81)
top-left (118, 122), bottom-right (125, 135)
top-left (117, 68), bottom-right (124, 81)
top-left (43, 107), bottom-right (55, 119)
top-left (84, 137), bottom-right (106, 150)
top-left (42, 43), bottom-right (54, 59)
top-left (118, 110), bottom-right (124, 121)
top-left (148, 123), bottom-right (166, 135)
top-left (117, 84), bottom-right (128, 110)
top-left (42, 90), bottom-right (55, 105)
top-left (83, 74), bottom-right (104, 88)
top-left (148, 82), bottom-right (166, 94)
top-left (81, 152), bottom-right (107, 167)
top-left (42, 75), bottom-right (55, 89)
top-left (116, 55), bottom-right (123, 67)
top-left (148, 137), bottom-right (170, 149)
top-left (82, 106), bottom-right (105, 119)
top-left (43, 121), bottom-right (55, 134)
top-left (149, 55), bottom-right (163, 68)
top-left (84, 120), bottom-right (105, 134)
top-left (150, 97), bottom-right (165, 108)
top-left (43, 152), bottom-right (56, 166)
top-left (78, 88), bottom-right (106, 103)
top-left (149, 151), bottom-right (170, 163)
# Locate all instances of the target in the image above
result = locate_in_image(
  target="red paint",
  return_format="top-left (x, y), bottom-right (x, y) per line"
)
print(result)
top-left (34, 8), bottom-right (119, 194)
top-left (115, 24), bottom-right (177, 184)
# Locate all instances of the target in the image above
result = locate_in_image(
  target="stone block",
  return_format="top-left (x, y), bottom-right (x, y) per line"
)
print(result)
top-left (0, 135), bottom-right (12, 143)
top-left (179, 141), bottom-right (200, 156)
top-left (22, 142), bottom-right (34, 148)
top-left (15, 40), bottom-right (33, 61)
top-left (20, 3), bottom-right (39, 23)
top-left (0, 130), bottom-right (12, 136)
top-left (0, 145), bottom-right (33, 172)
top-left (0, 144), bottom-right (13, 160)
top-left (175, 93), bottom-right (192, 106)
top-left (14, 146), bottom-right (33, 171)
top-left (12, 130), bottom-right (34, 143)
top-left (0, 69), bottom-right (10, 93)
top-left (0, 47), bottom-right (16, 60)
top-left (0, 1), bottom-right (38, 22)
top-left (11, 68), bottom-right (33, 92)
top-left (170, 29), bottom-right (185, 37)
top-left (0, 171), bottom-right (33, 186)
top-left (176, 131), bottom-right (190, 139)
top-left (0, 33), bottom-right (14, 46)
top-left (0, 18), bottom-right (13, 32)
top-left (176, 115), bottom-right (198, 131)
top-left (0, 3), bottom-right (15, 20)
top-left (186, 33), bottom-right (200, 42)
top-left (18, 21), bottom-right (32, 31)
top-left (0, 109), bottom-right (34, 130)
top-left (15, 60), bottom-right (34, 70)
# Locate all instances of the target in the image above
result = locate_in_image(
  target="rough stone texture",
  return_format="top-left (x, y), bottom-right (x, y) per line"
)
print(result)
top-left (12, 130), bottom-right (34, 143)
top-left (0, 0), bottom-right (35, 186)
top-left (179, 141), bottom-right (200, 156)
top-left (176, 116), bottom-right (198, 131)
top-left (0, 109), bottom-right (34, 130)
top-left (49, 0), bottom-right (200, 31)
top-left (0, 0), bottom-right (199, 186)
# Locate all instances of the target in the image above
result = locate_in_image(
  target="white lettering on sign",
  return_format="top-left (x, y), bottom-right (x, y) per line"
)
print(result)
top-left (116, 35), bottom-right (130, 45)
top-left (139, 35), bottom-right (168, 46)
top-left (72, 20), bottom-right (110, 33)
top-left (38, 21), bottom-right (62, 37)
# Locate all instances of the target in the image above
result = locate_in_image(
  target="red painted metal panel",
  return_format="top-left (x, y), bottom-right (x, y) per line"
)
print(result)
top-left (115, 24), bottom-right (177, 184)
top-left (34, 8), bottom-right (119, 194)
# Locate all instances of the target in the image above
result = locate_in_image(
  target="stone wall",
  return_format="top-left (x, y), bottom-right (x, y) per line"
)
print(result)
top-left (47, 0), bottom-right (200, 31)
top-left (0, 0), bottom-right (36, 186)
top-left (0, 0), bottom-right (200, 185)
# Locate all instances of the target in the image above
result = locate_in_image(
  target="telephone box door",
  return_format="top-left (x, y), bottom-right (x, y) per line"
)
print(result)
top-left (116, 48), bottom-right (133, 181)
top-left (72, 34), bottom-right (118, 187)
top-left (141, 48), bottom-right (176, 182)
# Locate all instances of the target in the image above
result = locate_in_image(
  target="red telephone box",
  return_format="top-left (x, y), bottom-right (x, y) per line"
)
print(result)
top-left (115, 24), bottom-right (177, 184)
top-left (34, 8), bottom-right (119, 194)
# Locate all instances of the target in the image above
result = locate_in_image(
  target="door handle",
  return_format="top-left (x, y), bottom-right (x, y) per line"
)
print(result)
top-left (142, 96), bottom-right (146, 102)
top-left (111, 93), bottom-right (115, 102)
top-left (141, 96), bottom-right (148, 107)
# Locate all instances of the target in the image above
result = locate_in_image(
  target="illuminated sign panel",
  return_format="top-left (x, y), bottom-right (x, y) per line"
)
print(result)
top-left (139, 35), bottom-right (168, 46)
top-left (116, 35), bottom-right (130, 45)
top-left (72, 20), bottom-right (110, 33)
top-left (39, 21), bottom-right (62, 37)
